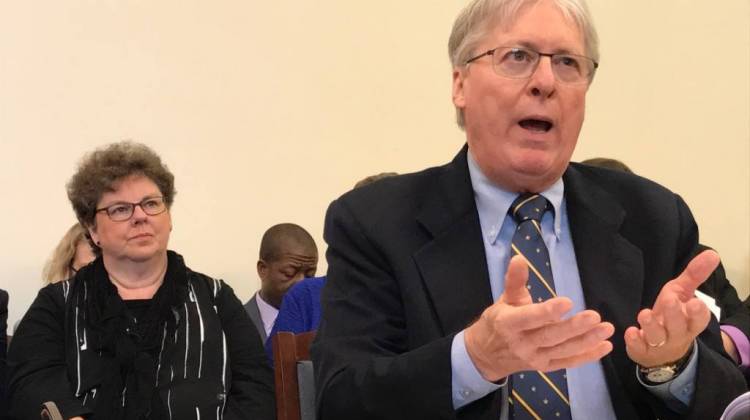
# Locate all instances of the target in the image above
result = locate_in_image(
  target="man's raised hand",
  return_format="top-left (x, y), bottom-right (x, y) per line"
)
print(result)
top-left (465, 255), bottom-right (614, 382)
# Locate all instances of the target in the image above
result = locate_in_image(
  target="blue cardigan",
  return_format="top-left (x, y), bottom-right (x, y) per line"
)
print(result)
top-left (265, 276), bottom-right (326, 364)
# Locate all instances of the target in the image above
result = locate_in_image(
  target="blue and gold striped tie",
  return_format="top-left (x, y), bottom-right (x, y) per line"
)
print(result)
top-left (508, 193), bottom-right (571, 420)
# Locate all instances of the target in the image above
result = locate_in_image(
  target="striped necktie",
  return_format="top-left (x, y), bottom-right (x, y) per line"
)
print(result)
top-left (508, 193), bottom-right (571, 420)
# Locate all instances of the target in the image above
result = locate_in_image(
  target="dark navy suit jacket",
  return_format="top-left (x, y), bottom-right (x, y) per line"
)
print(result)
top-left (312, 146), bottom-right (747, 420)
top-left (1, 288), bottom-right (8, 419)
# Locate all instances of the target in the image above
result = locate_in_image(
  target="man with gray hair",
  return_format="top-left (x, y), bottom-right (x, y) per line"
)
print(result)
top-left (312, 0), bottom-right (747, 419)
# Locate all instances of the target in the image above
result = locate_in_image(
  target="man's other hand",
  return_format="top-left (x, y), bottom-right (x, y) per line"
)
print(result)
top-left (625, 249), bottom-right (720, 368)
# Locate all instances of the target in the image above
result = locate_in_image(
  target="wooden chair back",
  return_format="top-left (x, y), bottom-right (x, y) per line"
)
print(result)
top-left (272, 331), bottom-right (317, 420)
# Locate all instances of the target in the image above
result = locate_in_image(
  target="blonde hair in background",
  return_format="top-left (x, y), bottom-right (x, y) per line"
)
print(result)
top-left (42, 223), bottom-right (89, 284)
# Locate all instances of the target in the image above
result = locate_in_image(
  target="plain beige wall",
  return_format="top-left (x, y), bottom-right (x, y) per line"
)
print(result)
top-left (1, 1), bottom-right (748, 328)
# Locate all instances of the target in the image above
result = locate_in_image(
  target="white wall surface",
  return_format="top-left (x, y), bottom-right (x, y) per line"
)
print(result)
top-left (1, 1), bottom-right (748, 328)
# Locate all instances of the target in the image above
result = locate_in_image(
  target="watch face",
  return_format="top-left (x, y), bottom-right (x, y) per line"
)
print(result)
top-left (646, 367), bottom-right (676, 383)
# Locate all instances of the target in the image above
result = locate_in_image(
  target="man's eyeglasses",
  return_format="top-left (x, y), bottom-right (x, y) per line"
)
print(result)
top-left (465, 46), bottom-right (598, 85)
top-left (95, 196), bottom-right (168, 222)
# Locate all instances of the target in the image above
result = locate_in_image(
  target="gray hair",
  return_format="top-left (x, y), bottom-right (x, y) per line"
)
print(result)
top-left (448, 0), bottom-right (599, 127)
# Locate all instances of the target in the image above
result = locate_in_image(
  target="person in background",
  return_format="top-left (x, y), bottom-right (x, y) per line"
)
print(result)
top-left (8, 141), bottom-right (274, 420)
top-left (11, 220), bottom-right (99, 337)
top-left (0, 288), bottom-right (7, 420)
top-left (581, 157), bottom-right (750, 378)
top-left (244, 223), bottom-right (318, 343)
top-left (42, 223), bottom-right (97, 284)
top-left (312, 0), bottom-right (747, 419)
top-left (265, 277), bottom-right (326, 364)
top-left (265, 173), bottom-right (397, 363)
top-left (268, 276), bottom-right (325, 343)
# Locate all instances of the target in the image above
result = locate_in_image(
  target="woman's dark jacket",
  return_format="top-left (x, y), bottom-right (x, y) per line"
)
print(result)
top-left (8, 251), bottom-right (275, 420)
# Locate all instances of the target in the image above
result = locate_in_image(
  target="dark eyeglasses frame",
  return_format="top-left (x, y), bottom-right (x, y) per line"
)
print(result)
top-left (95, 196), bottom-right (168, 222)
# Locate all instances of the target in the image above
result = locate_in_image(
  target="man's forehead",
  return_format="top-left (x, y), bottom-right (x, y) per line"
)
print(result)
top-left (482, 4), bottom-right (585, 53)
top-left (275, 235), bottom-right (317, 253)
top-left (277, 252), bottom-right (318, 265)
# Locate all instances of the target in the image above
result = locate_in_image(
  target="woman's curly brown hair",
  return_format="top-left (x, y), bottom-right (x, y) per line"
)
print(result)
top-left (66, 141), bottom-right (176, 230)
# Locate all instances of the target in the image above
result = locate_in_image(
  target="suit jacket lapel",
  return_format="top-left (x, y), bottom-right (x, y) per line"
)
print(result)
top-left (414, 147), bottom-right (493, 335)
top-left (246, 294), bottom-right (267, 342)
top-left (564, 166), bottom-right (644, 327)
top-left (563, 165), bottom-right (644, 418)
top-left (410, 157), bottom-right (650, 416)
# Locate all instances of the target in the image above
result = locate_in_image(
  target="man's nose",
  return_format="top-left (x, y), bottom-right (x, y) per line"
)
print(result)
top-left (528, 56), bottom-right (556, 97)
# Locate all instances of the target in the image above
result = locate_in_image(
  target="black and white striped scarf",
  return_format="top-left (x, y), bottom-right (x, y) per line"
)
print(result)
top-left (63, 251), bottom-right (229, 420)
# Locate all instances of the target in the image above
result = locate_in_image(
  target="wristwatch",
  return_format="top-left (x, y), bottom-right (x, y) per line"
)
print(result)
top-left (638, 344), bottom-right (694, 384)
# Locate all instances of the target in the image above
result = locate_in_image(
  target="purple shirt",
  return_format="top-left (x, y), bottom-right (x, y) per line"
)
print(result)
top-left (722, 325), bottom-right (750, 371)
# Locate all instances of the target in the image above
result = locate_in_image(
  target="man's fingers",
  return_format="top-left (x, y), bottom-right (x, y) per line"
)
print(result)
top-left (671, 250), bottom-right (720, 299)
top-left (546, 341), bottom-right (613, 372)
top-left (507, 297), bottom-right (574, 331)
top-left (637, 309), bottom-right (667, 347)
top-left (624, 326), bottom-right (647, 355)
top-left (527, 310), bottom-right (605, 348)
top-left (537, 321), bottom-right (614, 361)
top-left (661, 297), bottom-right (688, 337)
top-left (626, 302), bottom-right (704, 367)
top-left (501, 255), bottom-right (531, 306)
top-left (686, 298), bottom-right (711, 336)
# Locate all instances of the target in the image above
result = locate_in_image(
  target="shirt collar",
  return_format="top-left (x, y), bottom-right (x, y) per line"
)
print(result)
top-left (467, 150), bottom-right (564, 243)
top-left (255, 291), bottom-right (279, 333)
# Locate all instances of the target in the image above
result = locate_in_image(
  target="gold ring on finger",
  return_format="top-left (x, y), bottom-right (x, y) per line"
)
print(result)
top-left (646, 339), bottom-right (666, 348)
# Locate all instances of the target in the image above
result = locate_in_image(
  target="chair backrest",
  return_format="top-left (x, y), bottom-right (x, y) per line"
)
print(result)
top-left (272, 331), bottom-right (317, 420)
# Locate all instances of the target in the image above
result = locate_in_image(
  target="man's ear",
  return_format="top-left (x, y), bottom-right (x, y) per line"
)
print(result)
top-left (452, 68), bottom-right (467, 109)
top-left (257, 260), bottom-right (268, 280)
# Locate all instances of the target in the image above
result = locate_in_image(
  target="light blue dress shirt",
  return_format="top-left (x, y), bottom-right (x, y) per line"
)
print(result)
top-left (450, 153), bottom-right (698, 417)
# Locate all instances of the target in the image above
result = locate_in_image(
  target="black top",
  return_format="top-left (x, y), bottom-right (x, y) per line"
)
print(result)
top-left (8, 253), bottom-right (275, 420)
top-left (1, 288), bottom-right (8, 419)
top-left (124, 299), bottom-right (152, 322)
top-left (124, 299), bottom-right (160, 363)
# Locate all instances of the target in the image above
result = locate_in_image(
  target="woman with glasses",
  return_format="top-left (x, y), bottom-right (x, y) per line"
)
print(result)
top-left (8, 141), bottom-right (274, 420)
top-left (42, 223), bottom-right (97, 284)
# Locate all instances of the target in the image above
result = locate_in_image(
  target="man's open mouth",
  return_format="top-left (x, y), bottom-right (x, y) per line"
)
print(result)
top-left (519, 119), bottom-right (553, 132)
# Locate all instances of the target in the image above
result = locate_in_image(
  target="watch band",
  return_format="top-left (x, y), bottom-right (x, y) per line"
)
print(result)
top-left (639, 343), bottom-right (694, 384)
